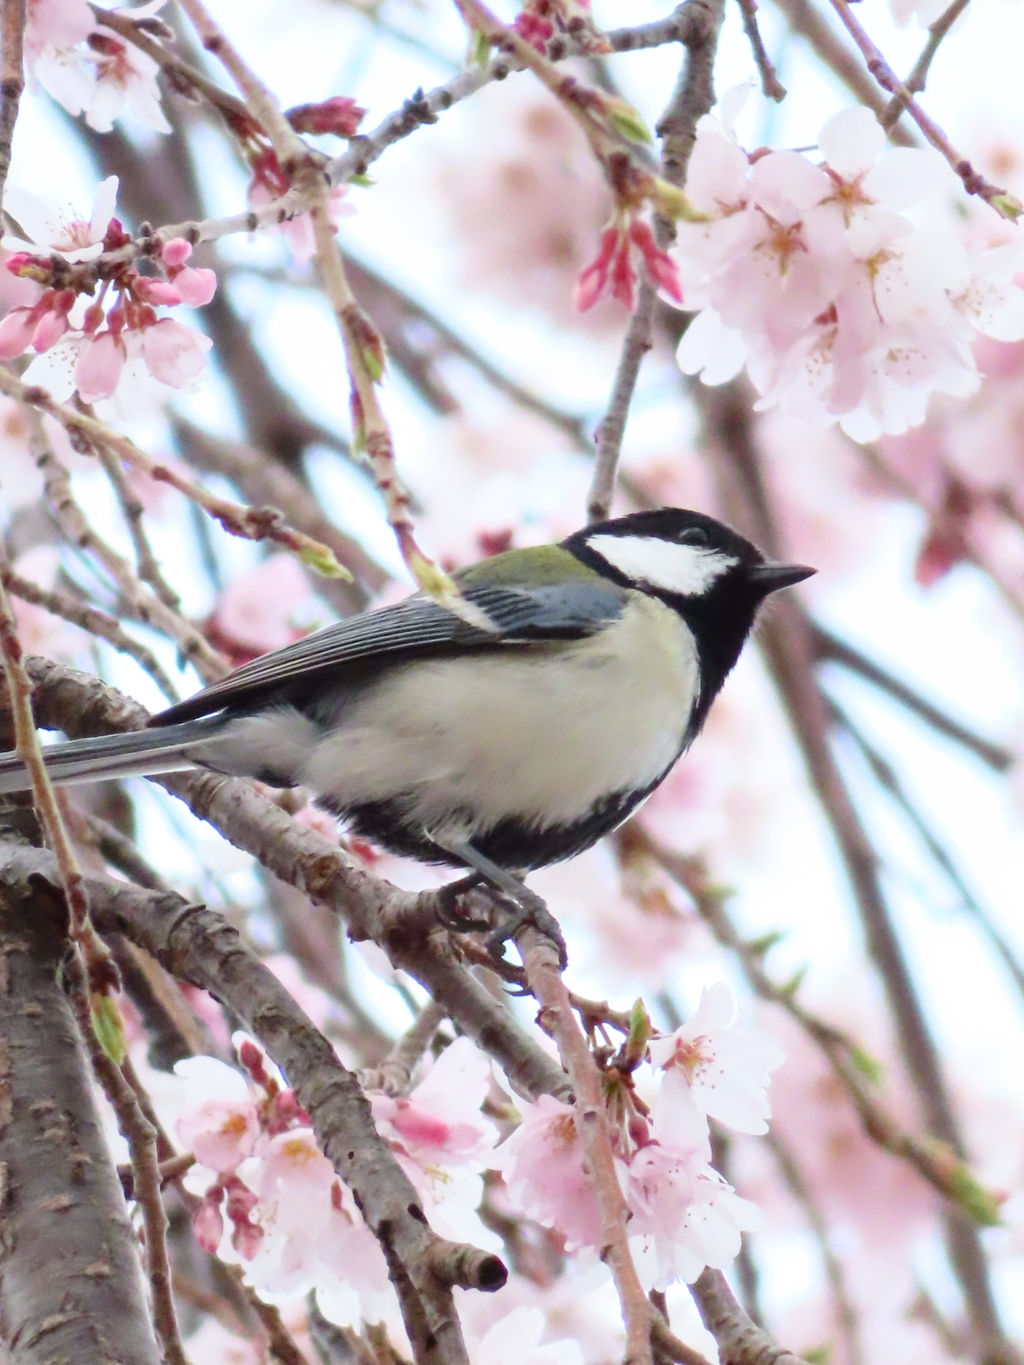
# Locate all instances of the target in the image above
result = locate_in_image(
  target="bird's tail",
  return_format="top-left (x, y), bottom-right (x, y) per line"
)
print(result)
top-left (0, 716), bottom-right (231, 795)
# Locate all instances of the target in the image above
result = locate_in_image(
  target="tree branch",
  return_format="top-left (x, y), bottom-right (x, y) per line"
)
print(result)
top-left (0, 859), bottom-right (161, 1365)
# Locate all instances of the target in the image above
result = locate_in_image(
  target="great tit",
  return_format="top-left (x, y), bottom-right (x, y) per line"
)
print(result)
top-left (0, 508), bottom-right (813, 878)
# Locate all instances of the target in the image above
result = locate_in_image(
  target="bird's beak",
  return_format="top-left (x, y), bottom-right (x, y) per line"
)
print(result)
top-left (747, 562), bottom-right (817, 593)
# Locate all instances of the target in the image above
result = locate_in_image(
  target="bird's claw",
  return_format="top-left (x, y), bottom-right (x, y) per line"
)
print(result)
top-left (484, 890), bottom-right (568, 972)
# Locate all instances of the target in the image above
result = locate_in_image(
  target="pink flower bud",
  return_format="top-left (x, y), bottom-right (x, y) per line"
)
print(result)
top-left (0, 307), bottom-right (37, 359)
top-left (630, 219), bottom-right (683, 302)
top-left (82, 303), bottom-right (105, 335)
top-left (30, 308), bottom-right (68, 352)
top-left (74, 331), bottom-right (126, 403)
top-left (3, 252), bottom-right (37, 275)
top-left (160, 237), bottom-right (192, 268)
top-left (172, 265), bottom-right (217, 307)
top-left (286, 95), bottom-right (367, 137)
top-left (137, 277), bottom-right (183, 306)
top-left (192, 1197), bottom-right (224, 1254)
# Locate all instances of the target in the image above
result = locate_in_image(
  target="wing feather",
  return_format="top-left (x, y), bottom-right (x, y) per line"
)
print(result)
top-left (152, 579), bottom-right (625, 726)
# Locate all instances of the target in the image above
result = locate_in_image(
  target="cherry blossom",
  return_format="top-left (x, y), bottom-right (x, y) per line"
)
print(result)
top-left (23, 0), bottom-right (93, 68)
top-left (648, 981), bottom-right (785, 1139)
top-left (493, 1094), bottom-right (606, 1252)
top-left (370, 1036), bottom-right (497, 1170)
top-left (174, 1057), bottom-right (261, 1175)
top-left (672, 104), bottom-right (1024, 441)
top-left (471, 1306), bottom-right (585, 1365)
top-left (3, 175), bottom-right (118, 261)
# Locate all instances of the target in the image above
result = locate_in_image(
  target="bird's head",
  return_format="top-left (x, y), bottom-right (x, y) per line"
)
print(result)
top-left (564, 507), bottom-right (815, 607)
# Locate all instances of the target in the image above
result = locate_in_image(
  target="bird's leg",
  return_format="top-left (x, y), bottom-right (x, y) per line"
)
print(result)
top-left (434, 839), bottom-right (568, 971)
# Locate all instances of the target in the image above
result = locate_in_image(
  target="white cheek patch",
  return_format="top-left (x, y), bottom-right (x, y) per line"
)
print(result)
top-left (588, 534), bottom-right (738, 596)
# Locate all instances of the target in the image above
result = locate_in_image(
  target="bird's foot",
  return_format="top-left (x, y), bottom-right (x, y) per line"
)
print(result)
top-left (427, 836), bottom-right (568, 971)
top-left (483, 882), bottom-right (568, 973)
top-left (435, 873), bottom-right (490, 932)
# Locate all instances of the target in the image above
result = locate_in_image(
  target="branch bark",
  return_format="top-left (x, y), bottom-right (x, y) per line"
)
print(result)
top-left (0, 861), bottom-right (161, 1365)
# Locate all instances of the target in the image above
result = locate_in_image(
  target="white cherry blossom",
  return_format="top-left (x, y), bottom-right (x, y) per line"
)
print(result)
top-left (648, 981), bottom-right (784, 1138)
top-left (3, 175), bottom-right (118, 262)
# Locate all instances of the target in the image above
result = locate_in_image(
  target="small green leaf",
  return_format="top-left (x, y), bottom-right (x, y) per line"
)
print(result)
top-left (949, 1167), bottom-right (1002, 1227)
top-left (746, 930), bottom-right (785, 957)
top-left (779, 966), bottom-right (807, 1000)
top-left (469, 29), bottom-right (492, 69)
top-left (606, 97), bottom-right (652, 146)
top-left (991, 192), bottom-right (1023, 221)
top-left (848, 1044), bottom-right (884, 1085)
top-left (91, 992), bottom-right (127, 1065)
top-left (298, 544), bottom-right (354, 581)
top-left (349, 174), bottom-right (375, 188)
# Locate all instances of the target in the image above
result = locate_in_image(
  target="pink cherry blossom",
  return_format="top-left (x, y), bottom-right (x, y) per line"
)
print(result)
top-left (81, 28), bottom-right (171, 134)
top-left (24, 0), bottom-right (93, 65)
top-left (3, 176), bottom-right (118, 262)
top-left (649, 982), bottom-right (784, 1139)
top-left (137, 317), bottom-right (212, 387)
top-left (672, 104), bottom-right (1024, 441)
top-left (173, 1056), bottom-right (261, 1174)
top-left (74, 329), bottom-right (126, 402)
top-left (371, 1037), bottom-right (497, 1170)
top-left (494, 1095), bottom-right (605, 1251)
top-left (629, 1161), bottom-right (761, 1288)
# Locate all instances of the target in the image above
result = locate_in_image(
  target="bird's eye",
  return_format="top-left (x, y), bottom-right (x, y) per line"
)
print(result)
top-left (679, 527), bottom-right (709, 547)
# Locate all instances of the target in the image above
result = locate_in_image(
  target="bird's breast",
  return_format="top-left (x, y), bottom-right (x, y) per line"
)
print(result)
top-left (304, 593), bottom-right (699, 835)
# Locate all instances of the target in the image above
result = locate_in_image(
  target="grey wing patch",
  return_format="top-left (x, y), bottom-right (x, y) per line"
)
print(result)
top-left (152, 579), bottom-right (626, 726)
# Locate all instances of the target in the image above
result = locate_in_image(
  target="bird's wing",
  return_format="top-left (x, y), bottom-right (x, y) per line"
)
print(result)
top-left (152, 577), bottom-right (627, 725)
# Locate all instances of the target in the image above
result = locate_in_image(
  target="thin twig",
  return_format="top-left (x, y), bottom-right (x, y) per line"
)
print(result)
top-left (65, 956), bottom-right (187, 1365)
top-left (0, 0), bottom-right (25, 206)
top-left (880, 0), bottom-right (971, 129)
top-left (768, 0), bottom-right (915, 142)
top-left (7, 374), bottom-right (354, 592)
top-left (827, 0), bottom-right (1019, 216)
top-left (765, 1130), bottom-right (863, 1365)
top-left (24, 403), bottom-right (228, 681)
top-left (588, 0), bottom-right (725, 524)
top-left (93, 442), bottom-right (182, 614)
top-left (734, 0), bottom-right (787, 100)
top-left (830, 699), bottom-right (1024, 1012)
top-left (516, 920), bottom-right (653, 1365)
top-left (813, 625), bottom-right (1011, 772)
top-left (0, 561), bottom-right (180, 702)
top-left (358, 999), bottom-right (447, 1096)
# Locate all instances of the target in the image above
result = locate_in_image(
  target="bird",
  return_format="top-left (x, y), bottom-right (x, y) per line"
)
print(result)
top-left (0, 507), bottom-right (812, 932)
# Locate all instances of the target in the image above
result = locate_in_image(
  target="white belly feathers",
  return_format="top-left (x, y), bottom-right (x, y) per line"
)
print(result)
top-left (301, 593), bottom-right (699, 835)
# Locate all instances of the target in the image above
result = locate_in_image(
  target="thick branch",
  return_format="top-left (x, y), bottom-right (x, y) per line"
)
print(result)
top-left (690, 1270), bottom-right (808, 1365)
top-left (0, 0), bottom-right (25, 207)
top-left (3, 848), bottom-right (508, 1365)
top-left (0, 863), bottom-right (161, 1365)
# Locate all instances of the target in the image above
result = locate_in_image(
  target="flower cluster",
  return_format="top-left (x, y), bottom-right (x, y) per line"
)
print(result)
top-left (28, 0), bottom-right (171, 135)
top-left (496, 983), bottom-right (782, 1289)
top-left (0, 177), bottom-right (215, 405)
top-left (513, 0), bottom-right (607, 54)
top-left (673, 102), bottom-right (1024, 442)
top-left (171, 1034), bottom-right (498, 1325)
